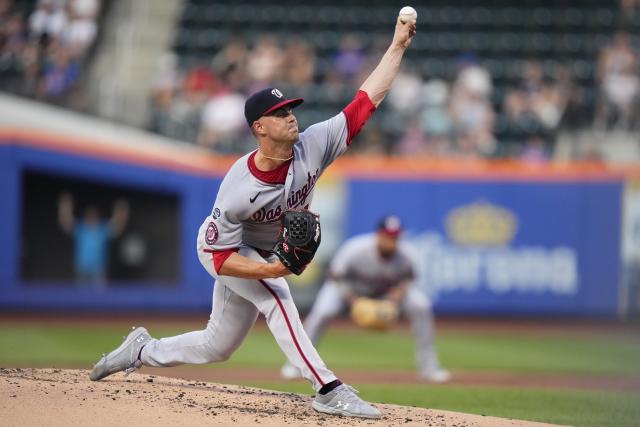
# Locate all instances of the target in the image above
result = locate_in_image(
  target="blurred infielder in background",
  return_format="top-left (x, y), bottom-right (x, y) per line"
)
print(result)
top-left (281, 216), bottom-right (450, 383)
top-left (89, 13), bottom-right (417, 420)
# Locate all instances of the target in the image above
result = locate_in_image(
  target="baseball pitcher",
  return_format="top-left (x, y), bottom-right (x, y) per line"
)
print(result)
top-left (89, 13), bottom-right (417, 420)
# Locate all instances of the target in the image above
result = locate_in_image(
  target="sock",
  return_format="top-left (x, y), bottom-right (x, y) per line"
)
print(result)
top-left (318, 379), bottom-right (342, 395)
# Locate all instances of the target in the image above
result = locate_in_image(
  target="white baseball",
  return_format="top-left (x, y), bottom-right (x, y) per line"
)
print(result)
top-left (399, 6), bottom-right (417, 24)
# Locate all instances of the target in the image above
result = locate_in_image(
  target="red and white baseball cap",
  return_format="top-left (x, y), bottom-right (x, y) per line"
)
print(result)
top-left (377, 215), bottom-right (403, 238)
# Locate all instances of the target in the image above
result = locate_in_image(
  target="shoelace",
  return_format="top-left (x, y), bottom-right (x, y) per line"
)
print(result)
top-left (123, 328), bottom-right (146, 377)
top-left (330, 384), bottom-right (362, 406)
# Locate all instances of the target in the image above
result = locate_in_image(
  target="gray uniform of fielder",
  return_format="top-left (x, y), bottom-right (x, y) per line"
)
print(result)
top-left (288, 233), bottom-right (447, 379)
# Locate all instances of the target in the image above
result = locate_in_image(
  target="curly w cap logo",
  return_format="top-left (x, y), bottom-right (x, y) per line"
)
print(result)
top-left (445, 201), bottom-right (517, 246)
top-left (271, 88), bottom-right (283, 98)
top-left (205, 222), bottom-right (219, 245)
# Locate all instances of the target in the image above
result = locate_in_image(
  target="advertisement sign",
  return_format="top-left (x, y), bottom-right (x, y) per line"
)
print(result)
top-left (347, 180), bottom-right (622, 316)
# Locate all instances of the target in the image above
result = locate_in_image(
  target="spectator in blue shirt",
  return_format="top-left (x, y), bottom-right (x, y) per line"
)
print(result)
top-left (58, 192), bottom-right (129, 288)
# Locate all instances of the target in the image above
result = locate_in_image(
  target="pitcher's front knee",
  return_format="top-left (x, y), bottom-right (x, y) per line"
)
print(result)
top-left (215, 347), bottom-right (234, 362)
top-left (199, 333), bottom-right (238, 363)
top-left (193, 341), bottom-right (234, 363)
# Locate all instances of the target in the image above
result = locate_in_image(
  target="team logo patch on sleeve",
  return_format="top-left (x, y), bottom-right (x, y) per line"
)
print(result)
top-left (205, 222), bottom-right (219, 245)
top-left (212, 208), bottom-right (221, 219)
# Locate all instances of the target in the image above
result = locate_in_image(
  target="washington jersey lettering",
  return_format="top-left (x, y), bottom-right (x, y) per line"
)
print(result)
top-left (197, 111), bottom-right (349, 272)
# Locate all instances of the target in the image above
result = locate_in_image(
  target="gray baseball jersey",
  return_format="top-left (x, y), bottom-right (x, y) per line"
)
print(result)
top-left (330, 233), bottom-right (416, 297)
top-left (198, 111), bottom-right (348, 269)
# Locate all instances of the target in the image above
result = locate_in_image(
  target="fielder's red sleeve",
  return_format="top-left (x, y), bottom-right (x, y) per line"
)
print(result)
top-left (342, 90), bottom-right (376, 145)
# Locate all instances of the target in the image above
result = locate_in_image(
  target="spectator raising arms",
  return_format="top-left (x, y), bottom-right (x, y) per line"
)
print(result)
top-left (58, 192), bottom-right (129, 288)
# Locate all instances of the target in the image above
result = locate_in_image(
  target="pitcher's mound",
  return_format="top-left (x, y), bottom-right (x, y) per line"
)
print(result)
top-left (1, 368), bottom-right (564, 426)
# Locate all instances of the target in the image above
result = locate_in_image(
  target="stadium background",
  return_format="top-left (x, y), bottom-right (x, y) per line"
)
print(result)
top-left (1, 1), bottom-right (639, 426)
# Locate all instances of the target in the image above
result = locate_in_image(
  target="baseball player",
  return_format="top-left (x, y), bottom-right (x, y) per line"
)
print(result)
top-left (89, 15), bottom-right (417, 420)
top-left (281, 216), bottom-right (451, 383)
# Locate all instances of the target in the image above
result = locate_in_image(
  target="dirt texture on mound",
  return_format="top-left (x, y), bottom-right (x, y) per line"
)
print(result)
top-left (0, 368), bottom-right (568, 427)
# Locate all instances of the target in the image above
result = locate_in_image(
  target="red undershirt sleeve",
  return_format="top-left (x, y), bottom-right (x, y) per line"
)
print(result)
top-left (211, 248), bottom-right (239, 274)
top-left (342, 90), bottom-right (376, 145)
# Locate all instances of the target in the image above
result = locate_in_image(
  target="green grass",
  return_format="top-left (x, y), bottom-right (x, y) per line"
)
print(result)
top-left (438, 331), bottom-right (640, 375)
top-left (0, 322), bottom-right (639, 427)
top-left (3, 325), bottom-right (637, 375)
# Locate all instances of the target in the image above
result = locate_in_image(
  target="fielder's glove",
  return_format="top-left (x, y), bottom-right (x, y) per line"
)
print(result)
top-left (273, 210), bottom-right (321, 275)
top-left (350, 297), bottom-right (399, 330)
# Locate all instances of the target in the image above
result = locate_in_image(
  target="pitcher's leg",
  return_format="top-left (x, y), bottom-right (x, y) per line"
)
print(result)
top-left (141, 282), bottom-right (258, 367)
top-left (223, 248), bottom-right (337, 391)
top-left (281, 281), bottom-right (345, 379)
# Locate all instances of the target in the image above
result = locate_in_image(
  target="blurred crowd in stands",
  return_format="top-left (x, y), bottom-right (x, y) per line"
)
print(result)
top-left (0, 0), bottom-right (100, 106)
top-left (2, 0), bottom-right (639, 160)
top-left (148, 36), bottom-right (325, 155)
top-left (149, 26), bottom-right (640, 160)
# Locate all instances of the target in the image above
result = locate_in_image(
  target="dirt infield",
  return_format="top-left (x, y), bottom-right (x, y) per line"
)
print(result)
top-left (0, 368), bottom-right (567, 427)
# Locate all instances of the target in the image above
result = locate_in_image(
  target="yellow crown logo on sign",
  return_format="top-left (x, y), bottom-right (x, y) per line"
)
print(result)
top-left (445, 201), bottom-right (517, 246)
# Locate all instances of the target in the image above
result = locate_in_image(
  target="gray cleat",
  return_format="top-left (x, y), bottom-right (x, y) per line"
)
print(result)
top-left (89, 326), bottom-right (151, 381)
top-left (312, 384), bottom-right (381, 419)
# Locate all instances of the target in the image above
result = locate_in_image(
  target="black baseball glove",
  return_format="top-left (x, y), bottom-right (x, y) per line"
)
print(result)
top-left (273, 210), bottom-right (321, 275)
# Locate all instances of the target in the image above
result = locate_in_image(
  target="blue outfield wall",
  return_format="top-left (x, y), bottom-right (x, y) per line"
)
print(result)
top-left (346, 179), bottom-right (623, 316)
top-left (0, 140), bottom-right (624, 316)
